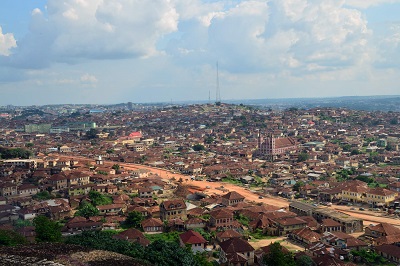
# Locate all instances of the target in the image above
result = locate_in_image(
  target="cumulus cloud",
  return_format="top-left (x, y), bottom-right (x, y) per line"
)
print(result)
top-left (167, 0), bottom-right (370, 74)
top-left (9, 0), bottom-right (179, 68)
top-left (0, 26), bottom-right (17, 56)
top-left (345, 0), bottom-right (400, 9)
top-left (80, 73), bottom-right (98, 83)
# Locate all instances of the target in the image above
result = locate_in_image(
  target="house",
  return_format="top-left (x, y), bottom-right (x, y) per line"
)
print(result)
top-left (160, 199), bottom-right (187, 221)
top-left (341, 185), bottom-right (369, 203)
top-left (179, 230), bottom-right (207, 253)
top-left (319, 218), bottom-right (342, 233)
top-left (17, 184), bottom-right (38, 197)
top-left (0, 183), bottom-right (18, 197)
top-left (138, 187), bottom-right (153, 198)
top-left (96, 204), bottom-right (124, 215)
top-left (112, 228), bottom-right (150, 247)
top-left (365, 188), bottom-right (397, 207)
top-left (216, 229), bottom-right (243, 243)
top-left (209, 209), bottom-right (238, 230)
top-left (62, 219), bottom-right (103, 234)
top-left (291, 227), bottom-right (321, 245)
top-left (141, 217), bottom-right (163, 233)
top-left (185, 217), bottom-right (206, 230)
top-left (269, 217), bottom-right (307, 236)
top-left (375, 244), bottom-right (400, 264)
top-left (219, 238), bottom-right (255, 266)
top-left (47, 173), bottom-right (68, 190)
top-left (365, 223), bottom-right (400, 245)
top-left (221, 191), bottom-right (245, 207)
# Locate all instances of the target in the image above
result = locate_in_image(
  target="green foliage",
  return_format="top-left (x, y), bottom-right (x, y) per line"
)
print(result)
top-left (263, 242), bottom-right (295, 266)
top-left (249, 228), bottom-right (266, 239)
top-left (355, 175), bottom-right (375, 184)
top-left (112, 164), bottom-right (120, 170)
top-left (342, 144), bottom-right (352, 152)
top-left (293, 181), bottom-right (305, 192)
top-left (335, 168), bottom-right (354, 182)
top-left (97, 170), bottom-right (108, 175)
top-left (65, 231), bottom-right (210, 266)
top-left (75, 201), bottom-right (99, 218)
top-left (351, 249), bottom-right (388, 264)
top-left (222, 176), bottom-right (242, 185)
top-left (65, 230), bottom-right (146, 260)
top-left (0, 229), bottom-right (28, 246)
top-left (234, 213), bottom-right (250, 227)
top-left (0, 147), bottom-right (32, 159)
top-left (33, 215), bottom-right (62, 243)
top-left (123, 211), bottom-right (144, 229)
top-left (296, 255), bottom-right (313, 266)
top-left (14, 219), bottom-right (33, 229)
top-left (193, 228), bottom-right (215, 242)
top-left (144, 231), bottom-right (180, 243)
top-left (89, 190), bottom-right (112, 206)
top-left (351, 149), bottom-right (360, 155)
top-left (390, 118), bottom-right (398, 125)
top-left (33, 191), bottom-right (53, 200)
top-left (297, 152), bottom-right (309, 162)
top-left (192, 144), bottom-right (205, 151)
top-left (204, 136), bottom-right (214, 144)
top-left (86, 128), bottom-right (99, 139)
top-left (25, 142), bottom-right (34, 148)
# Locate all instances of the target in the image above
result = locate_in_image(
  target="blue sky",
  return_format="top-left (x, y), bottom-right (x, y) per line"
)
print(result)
top-left (0, 0), bottom-right (400, 105)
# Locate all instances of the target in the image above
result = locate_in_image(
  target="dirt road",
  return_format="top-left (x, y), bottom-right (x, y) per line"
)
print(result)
top-left (61, 155), bottom-right (400, 227)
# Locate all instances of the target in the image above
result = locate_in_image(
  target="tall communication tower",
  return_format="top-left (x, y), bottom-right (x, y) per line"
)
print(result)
top-left (215, 61), bottom-right (221, 105)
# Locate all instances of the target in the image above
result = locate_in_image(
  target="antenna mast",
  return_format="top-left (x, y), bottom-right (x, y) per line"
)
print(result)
top-left (216, 61), bottom-right (221, 105)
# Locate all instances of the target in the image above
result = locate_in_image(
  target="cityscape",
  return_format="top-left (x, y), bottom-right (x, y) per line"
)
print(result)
top-left (2, 0), bottom-right (400, 266)
top-left (0, 101), bottom-right (400, 265)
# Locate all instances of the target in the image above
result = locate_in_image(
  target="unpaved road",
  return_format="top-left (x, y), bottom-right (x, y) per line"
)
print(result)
top-left (61, 155), bottom-right (400, 227)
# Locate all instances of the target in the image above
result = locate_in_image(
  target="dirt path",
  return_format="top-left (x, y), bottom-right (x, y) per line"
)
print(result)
top-left (62, 155), bottom-right (290, 208)
top-left (60, 155), bottom-right (400, 227)
top-left (249, 236), bottom-right (305, 252)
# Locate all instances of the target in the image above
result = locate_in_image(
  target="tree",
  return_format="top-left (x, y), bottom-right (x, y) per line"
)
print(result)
top-left (263, 242), bottom-right (295, 266)
top-left (192, 144), bottom-right (205, 151)
top-left (296, 255), bottom-right (313, 266)
top-left (33, 215), bottom-right (62, 243)
top-left (123, 211), bottom-right (144, 229)
top-left (293, 181), bottom-right (305, 192)
top-left (112, 164), bottom-right (120, 171)
top-left (75, 201), bottom-right (99, 218)
top-left (88, 190), bottom-right (112, 206)
top-left (297, 152), bottom-right (309, 162)
top-left (0, 229), bottom-right (28, 246)
top-left (85, 128), bottom-right (99, 139)
top-left (33, 191), bottom-right (53, 200)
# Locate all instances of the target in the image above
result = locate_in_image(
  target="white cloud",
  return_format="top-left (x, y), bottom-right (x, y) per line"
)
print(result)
top-left (0, 27), bottom-right (17, 56)
top-left (345, 0), bottom-right (400, 8)
top-left (80, 73), bottom-right (98, 83)
top-left (10, 0), bottom-right (179, 67)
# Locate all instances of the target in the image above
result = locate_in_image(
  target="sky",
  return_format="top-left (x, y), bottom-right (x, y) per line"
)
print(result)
top-left (0, 0), bottom-right (400, 105)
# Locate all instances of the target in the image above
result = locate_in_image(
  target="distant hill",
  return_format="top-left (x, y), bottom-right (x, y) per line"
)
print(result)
top-left (224, 95), bottom-right (400, 112)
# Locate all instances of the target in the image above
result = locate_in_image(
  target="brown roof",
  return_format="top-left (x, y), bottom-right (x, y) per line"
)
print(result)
top-left (210, 209), bottom-right (233, 219)
top-left (322, 218), bottom-right (341, 227)
top-left (367, 223), bottom-right (400, 236)
top-left (161, 199), bottom-right (186, 211)
top-left (113, 228), bottom-right (150, 247)
top-left (216, 229), bottom-right (242, 239)
top-left (222, 191), bottom-right (245, 200)
top-left (375, 244), bottom-right (400, 258)
top-left (179, 230), bottom-right (206, 244)
top-left (141, 218), bottom-right (163, 228)
top-left (220, 238), bottom-right (254, 253)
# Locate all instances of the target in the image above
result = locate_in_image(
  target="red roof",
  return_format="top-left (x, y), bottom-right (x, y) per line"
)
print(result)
top-left (129, 131), bottom-right (142, 138)
top-left (179, 230), bottom-right (207, 244)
